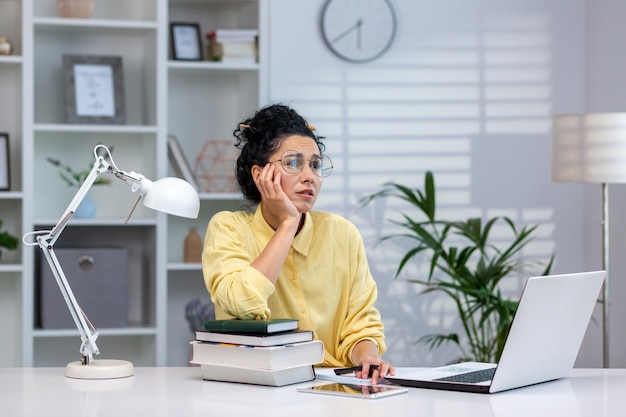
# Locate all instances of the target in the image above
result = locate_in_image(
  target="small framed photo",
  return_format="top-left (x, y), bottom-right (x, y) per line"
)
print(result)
top-left (170, 22), bottom-right (203, 61)
top-left (63, 55), bottom-right (126, 124)
top-left (0, 133), bottom-right (9, 191)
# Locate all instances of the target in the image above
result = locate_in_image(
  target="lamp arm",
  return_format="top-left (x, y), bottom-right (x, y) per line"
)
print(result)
top-left (48, 156), bottom-right (111, 246)
top-left (34, 155), bottom-right (112, 362)
top-left (37, 241), bottom-right (100, 361)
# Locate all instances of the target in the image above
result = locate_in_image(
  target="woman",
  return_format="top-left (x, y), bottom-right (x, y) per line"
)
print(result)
top-left (202, 104), bottom-right (394, 383)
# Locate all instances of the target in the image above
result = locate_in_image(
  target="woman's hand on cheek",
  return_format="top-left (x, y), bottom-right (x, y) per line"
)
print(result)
top-left (254, 163), bottom-right (276, 198)
top-left (254, 164), bottom-right (299, 221)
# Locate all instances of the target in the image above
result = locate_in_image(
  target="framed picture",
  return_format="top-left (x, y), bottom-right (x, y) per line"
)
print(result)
top-left (168, 135), bottom-right (200, 191)
top-left (170, 22), bottom-right (203, 61)
top-left (0, 133), bottom-right (9, 191)
top-left (63, 55), bottom-right (126, 124)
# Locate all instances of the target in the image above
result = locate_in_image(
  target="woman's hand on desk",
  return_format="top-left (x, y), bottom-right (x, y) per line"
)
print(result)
top-left (351, 340), bottom-right (396, 385)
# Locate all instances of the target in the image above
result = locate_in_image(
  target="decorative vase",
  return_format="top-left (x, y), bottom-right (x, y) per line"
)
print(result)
top-left (0, 37), bottom-right (13, 55)
top-left (184, 227), bottom-right (203, 263)
top-left (74, 194), bottom-right (96, 219)
top-left (56, 0), bottom-right (95, 18)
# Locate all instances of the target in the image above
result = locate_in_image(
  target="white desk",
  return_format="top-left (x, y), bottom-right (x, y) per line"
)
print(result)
top-left (1, 367), bottom-right (625, 417)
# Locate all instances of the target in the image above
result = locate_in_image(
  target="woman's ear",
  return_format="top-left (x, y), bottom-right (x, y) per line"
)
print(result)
top-left (251, 165), bottom-right (262, 181)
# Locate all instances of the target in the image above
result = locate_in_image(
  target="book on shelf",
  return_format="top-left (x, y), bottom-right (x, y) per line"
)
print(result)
top-left (204, 318), bottom-right (299, 334)
top-left (209, 41), bottom-right (256, 57)
top-left (207, 41), bottom-right (257, 63)
top-left (206, 29), bottom-right (258, 63)
top-left (189, 339), bottom-right (324, 370)
top-left (206, 29), bottom-right (258, 43)
top-left (195, 329), bottom-right (313, 347)
top-left (167, 134), bottom-right (199, 191)
top-left (199, 363), bottom-right (315, 387)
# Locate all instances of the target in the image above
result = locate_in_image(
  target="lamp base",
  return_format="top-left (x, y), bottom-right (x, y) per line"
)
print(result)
top-left (65, 359), bottom-right (134, 380)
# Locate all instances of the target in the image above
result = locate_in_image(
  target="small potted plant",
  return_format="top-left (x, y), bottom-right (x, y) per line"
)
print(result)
top-left (0, 219), bottom-right (18, 261)
top-left (47, 147), bottom-right (112, 218)
top-left (46, 157), bottom-right (112, 188)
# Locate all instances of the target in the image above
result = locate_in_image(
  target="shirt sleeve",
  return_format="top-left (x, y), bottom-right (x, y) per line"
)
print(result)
top-left (202, 211), bottom-right (274, 319)
top-left (334, 220), bottom-right (387, 364)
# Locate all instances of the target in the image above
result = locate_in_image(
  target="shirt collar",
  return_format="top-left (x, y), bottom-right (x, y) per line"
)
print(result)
top-left (251, 206), bottom-right (313, 256)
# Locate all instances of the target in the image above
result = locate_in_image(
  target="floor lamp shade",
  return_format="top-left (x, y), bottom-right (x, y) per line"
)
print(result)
top-left (552, 113), bottom-right (626, 183)
top-left (552, 112), bottom-right (626, 368)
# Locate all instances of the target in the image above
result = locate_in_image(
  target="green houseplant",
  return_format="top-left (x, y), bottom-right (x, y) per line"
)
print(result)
top-left (0, 219), bottom-right (19, 260)
top-left (47, 157), bottom-right (112, 188)
top-left (47, 148), bottom-right (112, 218)
top-left (361, 171), bottom-right (552, 363)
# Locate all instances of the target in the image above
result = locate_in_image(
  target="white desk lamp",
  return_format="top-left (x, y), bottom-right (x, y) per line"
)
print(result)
top-left (24, 144), bottom-right (200, 379)
top-left (552, 113), bottom-right (626, 368)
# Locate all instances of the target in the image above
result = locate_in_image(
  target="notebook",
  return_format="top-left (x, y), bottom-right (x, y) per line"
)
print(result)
top-left (386, 270), bottom-right (605, 394)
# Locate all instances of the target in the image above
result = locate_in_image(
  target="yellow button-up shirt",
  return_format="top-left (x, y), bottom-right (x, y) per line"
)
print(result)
top-left (202, 207), bottom-right (386, 367)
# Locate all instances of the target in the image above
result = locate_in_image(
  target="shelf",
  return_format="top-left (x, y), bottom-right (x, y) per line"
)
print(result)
top-left (199, 192), bottom-right (242, 200)
top-left (33, 326), bottom-right (158, 338)
top-left (0, 264), bottom-right (23, 273)
top-left (0, 56), bottom-right (22, 64)
top-left (0, 191), bottom-right (23, 200)
top-left (168, 60), bottom-right (259, 72)
top-left (34, 124), bottom-right (159, 134)
top-left (34, 218), bottom-right (159, 227)
top-left (33, 17), bottom-right (158, 30)
top-left (168, 262), bottom-right (201, 271)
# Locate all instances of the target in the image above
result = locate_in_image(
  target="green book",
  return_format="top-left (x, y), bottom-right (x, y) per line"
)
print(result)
top-left (204, 318), bottom-right (299, 334)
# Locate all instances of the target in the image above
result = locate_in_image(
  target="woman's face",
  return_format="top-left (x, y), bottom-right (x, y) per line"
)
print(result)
top-left (267, 135), bottom-right (324, 213)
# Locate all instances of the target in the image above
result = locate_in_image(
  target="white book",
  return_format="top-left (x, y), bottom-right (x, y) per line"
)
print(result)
top-left (195, 329), bottom-right (313, 347)
top-left (190, 339), bottom-right (324, 370)
top-left (207, 29), bottom-right (258, 43)
top-left (199, 363), bottom-right (315, 387)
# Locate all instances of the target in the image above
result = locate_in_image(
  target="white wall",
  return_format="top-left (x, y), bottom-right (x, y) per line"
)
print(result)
top-left (265, 0), bottom-right (620, 367)
top-left (585, 0), bottom-right (626, 368)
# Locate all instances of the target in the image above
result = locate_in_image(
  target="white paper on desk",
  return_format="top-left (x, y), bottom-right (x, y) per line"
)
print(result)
top-left (314, 368), bottom-right (399, 386)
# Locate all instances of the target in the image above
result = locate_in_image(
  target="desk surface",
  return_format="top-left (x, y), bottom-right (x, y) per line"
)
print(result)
top-left (1, 367), bottom-right (625, 417)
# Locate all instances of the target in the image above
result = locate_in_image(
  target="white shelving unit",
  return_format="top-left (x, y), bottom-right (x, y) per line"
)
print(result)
top-left (0, 0), bottom-right (25, 367)
top-left (165, 0), bottom-right (264, 366)
top-left (0, 0), bottom-right (265, 367)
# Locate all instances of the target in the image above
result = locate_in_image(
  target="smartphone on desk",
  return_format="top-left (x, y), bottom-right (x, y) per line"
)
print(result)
top-left (296, 382), bottom-right (408, 399)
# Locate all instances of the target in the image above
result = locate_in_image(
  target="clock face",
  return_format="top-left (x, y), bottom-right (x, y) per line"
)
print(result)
top-left (321, 0), bottom-right (397, 63)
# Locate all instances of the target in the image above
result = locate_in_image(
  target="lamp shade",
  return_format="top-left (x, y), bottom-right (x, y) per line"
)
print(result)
top-left (143, 177), bottom-right (200, 219)
top-left (552, 113), bottom-right (626, 183)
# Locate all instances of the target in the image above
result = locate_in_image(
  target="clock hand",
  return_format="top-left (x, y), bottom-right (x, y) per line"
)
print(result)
top-left (331, 19), bottom-right (363, 44)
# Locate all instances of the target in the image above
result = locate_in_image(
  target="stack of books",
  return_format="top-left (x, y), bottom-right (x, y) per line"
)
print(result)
top-left (190, 318), bottom-right (325, 386)
top-left (205, 29), bottom-right (258, 63)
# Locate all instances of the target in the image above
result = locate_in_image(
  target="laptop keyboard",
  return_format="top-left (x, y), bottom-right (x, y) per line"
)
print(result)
top-left (434, 367), bottom-right (496, 383)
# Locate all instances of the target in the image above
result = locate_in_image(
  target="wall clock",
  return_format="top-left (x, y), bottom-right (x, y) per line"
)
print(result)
top-left (320, 0), bottom-right (397, 63)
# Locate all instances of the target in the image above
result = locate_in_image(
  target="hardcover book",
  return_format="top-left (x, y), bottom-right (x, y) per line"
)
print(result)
top-left (195, 329), bottom-right (313, 347)
top-left (190, 339), bottom-right (324, 370)
top-left (204, 318), bottom-right (299, 334)
top-left (199, 363), bottom-right (315, 387)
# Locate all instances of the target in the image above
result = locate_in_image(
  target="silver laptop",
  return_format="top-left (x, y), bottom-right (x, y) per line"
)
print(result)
top-left (386, 270), bottom-right (605, 394)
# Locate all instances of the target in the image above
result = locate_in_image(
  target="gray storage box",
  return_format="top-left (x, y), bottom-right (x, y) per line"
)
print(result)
top-left (40, 248), bottom-right (129, 329)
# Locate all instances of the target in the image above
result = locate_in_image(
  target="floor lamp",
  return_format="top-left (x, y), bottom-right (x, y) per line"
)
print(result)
top-left (552, 113), bottom-right (626, 368)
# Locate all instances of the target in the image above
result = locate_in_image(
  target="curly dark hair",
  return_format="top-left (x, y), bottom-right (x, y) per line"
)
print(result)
top-left (233, 104), bottom-right (326, 203)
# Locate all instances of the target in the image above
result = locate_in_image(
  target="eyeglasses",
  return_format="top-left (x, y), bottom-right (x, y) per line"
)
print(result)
top-left (269, 151), bottom-right (333, 178)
